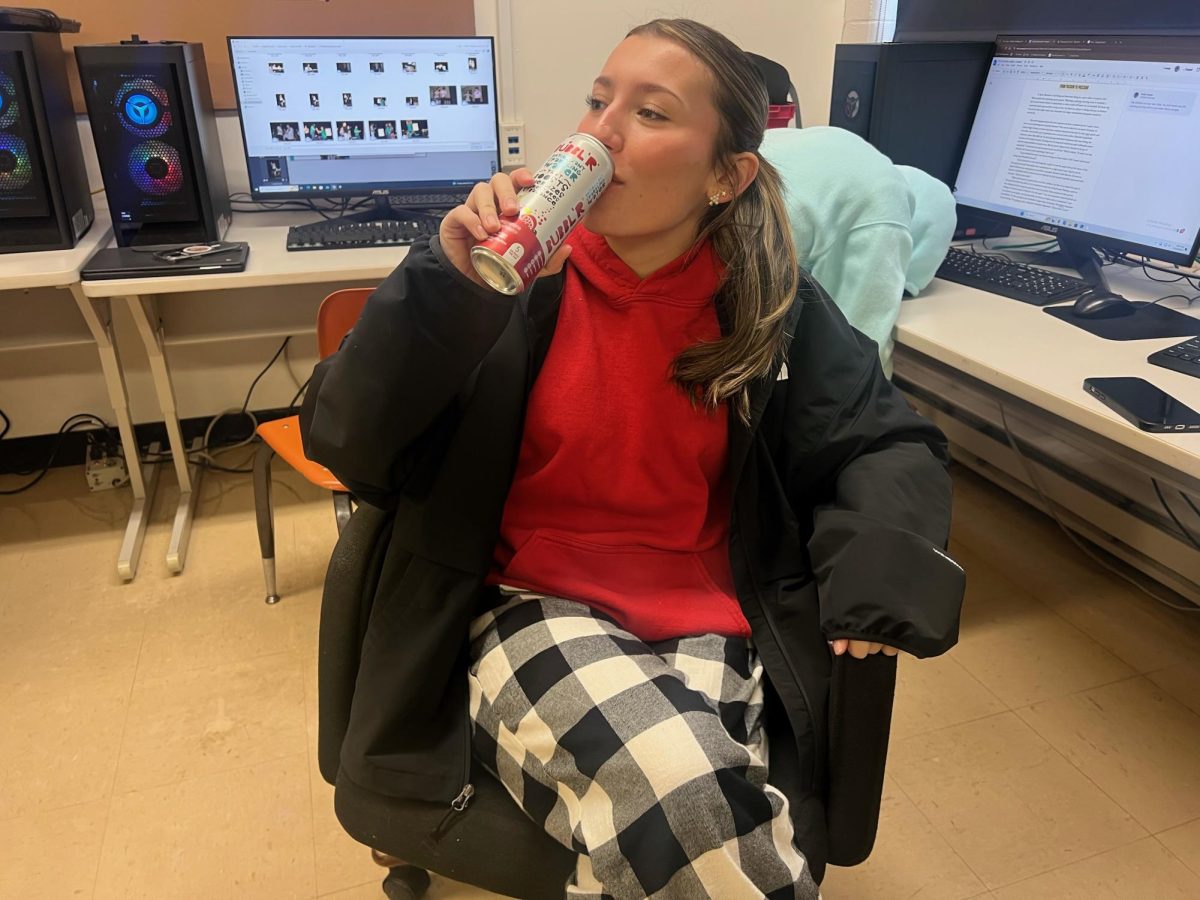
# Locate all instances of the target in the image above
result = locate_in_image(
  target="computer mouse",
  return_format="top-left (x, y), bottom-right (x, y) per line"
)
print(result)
top-left (1072, 290), bottom-right (1137, 319)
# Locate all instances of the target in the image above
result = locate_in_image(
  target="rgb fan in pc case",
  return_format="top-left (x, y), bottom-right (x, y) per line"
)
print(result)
top-left (0, 71), bottom-right (18, 129)
top-left (0, 132), bottom-right (33, 191)
top-left (115, 77), bottom-right (172, 137)
top-left (127, 139), bottom-right (182, 195)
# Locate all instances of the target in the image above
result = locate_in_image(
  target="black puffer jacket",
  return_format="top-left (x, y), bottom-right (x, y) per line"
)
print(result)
top-left (300, 237), bottom-right (964, 880)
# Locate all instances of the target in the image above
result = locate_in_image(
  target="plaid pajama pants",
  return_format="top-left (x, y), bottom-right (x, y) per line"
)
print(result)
top-left (467, 590), bottom-right (821, 900)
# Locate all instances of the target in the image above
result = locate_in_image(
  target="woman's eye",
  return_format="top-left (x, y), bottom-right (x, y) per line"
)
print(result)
top-left (584, 94), bottom-right (605, 111)
top-left (638, 108), bottom-right (666, 121)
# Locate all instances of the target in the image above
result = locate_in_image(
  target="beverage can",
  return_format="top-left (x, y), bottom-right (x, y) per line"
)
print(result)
top-left (470, 133), bottom-right (613, 294)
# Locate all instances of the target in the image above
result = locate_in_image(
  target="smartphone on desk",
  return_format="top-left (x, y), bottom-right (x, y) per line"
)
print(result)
top-left (1083, 377), bottom-right (1200, 433)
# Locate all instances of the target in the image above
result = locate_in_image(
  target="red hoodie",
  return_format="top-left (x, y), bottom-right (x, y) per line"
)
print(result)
top-left (487, 226), bottom-right (751, 641)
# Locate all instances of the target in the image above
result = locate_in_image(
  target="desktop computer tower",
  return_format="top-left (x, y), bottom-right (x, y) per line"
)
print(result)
top-left (829, 41), bottom-right (1009, 239)
top-left (0, 31), bottom-right (94, 253)
top-left (76, 40), bottom-right (230, 247)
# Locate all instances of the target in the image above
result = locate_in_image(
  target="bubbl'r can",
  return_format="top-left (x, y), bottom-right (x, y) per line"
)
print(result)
top-left (470, 133), bottom-right (613, 295)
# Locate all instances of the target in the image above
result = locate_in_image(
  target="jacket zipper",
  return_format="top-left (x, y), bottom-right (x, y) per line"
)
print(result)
top-left (427, 709), bottom-right (475, 845)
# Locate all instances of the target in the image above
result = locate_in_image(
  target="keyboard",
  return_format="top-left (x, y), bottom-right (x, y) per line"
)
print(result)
top-left (1149, 336), bottom-right (1200, 380)
top-left (936, 247), bottom-right (1092, 305)
top-left (286, 217), bottom-right (440, 251)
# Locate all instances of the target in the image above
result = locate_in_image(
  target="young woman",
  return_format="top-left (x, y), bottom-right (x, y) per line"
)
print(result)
top-left (302, 18), bottom-right (963, 899)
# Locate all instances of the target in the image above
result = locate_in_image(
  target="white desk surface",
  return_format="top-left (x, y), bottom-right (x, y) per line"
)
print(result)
top-left (79, 212), bottom-right (408, 298)
top-left (1, 209), bottom-right (113, 291)
top-left (896, 263), bottom-right (1200, 476)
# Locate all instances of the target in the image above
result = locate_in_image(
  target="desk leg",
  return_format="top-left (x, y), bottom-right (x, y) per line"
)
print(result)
top-left (121, 293), bottom-right (203, 574)
top-left (68, 285), bottom-right (160, 580)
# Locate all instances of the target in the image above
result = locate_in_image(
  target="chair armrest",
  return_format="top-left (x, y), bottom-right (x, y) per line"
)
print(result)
top-left (824, 652), bottom-right (897, 867)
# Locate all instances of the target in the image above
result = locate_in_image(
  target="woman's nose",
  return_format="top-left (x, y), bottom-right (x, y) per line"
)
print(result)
top-left (580, 114), bottom-right (622, 154)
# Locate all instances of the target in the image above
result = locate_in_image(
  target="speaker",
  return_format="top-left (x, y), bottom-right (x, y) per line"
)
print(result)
top-left (0, 31), bottom-right (94, 253)
top-left (829, 42), bottom-right (1010, 240)
top-left (76, 40), bottom-right (230, 247)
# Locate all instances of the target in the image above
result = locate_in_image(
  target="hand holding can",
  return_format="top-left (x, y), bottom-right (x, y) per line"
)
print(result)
top-left (438, 170), bottom-right (571, 288)
top-left (469, 133), bottom-right (614, 294)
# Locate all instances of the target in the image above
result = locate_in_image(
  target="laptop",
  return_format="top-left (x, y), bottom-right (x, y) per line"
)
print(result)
top-left (81, 242), bottom-right (250, 280)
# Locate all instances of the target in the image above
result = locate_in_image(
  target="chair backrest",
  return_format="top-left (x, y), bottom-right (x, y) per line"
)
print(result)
top-left (746, 51), bottom-right (802, 126)
top-left (317, 287), bottom-right (373, 359)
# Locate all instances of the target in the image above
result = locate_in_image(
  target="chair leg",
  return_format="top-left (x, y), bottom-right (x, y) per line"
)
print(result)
top-left (381, 865), bottom-right (431, 900)
top-left (252, 442), bottom-right (280, 605)
top-left (332, 491), bottom-right (353, 535)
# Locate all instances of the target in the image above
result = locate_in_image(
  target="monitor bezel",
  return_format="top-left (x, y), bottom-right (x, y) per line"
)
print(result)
top-left (953, 33), bottom-right (1200, 268)
top-left (226, 34), bottom-right (501, 203)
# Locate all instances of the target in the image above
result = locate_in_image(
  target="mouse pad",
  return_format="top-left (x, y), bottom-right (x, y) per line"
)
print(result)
top-left (1043, 301), bottom-right (1200, 341)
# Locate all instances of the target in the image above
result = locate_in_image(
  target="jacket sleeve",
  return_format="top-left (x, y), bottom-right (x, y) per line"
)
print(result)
top-left (779, 287), bottom-right (965, 658)
top-left (300, 236), bottom-right (517, 507)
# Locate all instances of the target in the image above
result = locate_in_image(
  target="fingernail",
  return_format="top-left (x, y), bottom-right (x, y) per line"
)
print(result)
top-left (487, 214), bottom-right (499, 228)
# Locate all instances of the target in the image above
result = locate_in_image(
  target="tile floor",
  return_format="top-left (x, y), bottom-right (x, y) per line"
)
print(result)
top-left (2, 458), bottom-right (1200, 899)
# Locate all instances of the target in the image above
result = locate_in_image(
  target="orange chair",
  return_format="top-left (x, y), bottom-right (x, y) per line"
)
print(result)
top-left (253, 287), bottom-right (372, 603)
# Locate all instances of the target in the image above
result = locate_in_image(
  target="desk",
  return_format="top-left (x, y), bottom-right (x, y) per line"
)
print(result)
top-left (1, 211), bottom-right (162, 580)
top-left (79, 213), bottom-right (407, 574)
top-left (894, 261), bottom-right (1200, 601)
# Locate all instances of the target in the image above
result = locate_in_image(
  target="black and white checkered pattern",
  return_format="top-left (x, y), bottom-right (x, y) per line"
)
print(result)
top-left (468, 591), bottom-right (821, 899)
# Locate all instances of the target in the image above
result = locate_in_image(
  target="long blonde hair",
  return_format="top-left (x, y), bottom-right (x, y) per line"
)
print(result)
top-left (627, 19), bottom-right (800, 424)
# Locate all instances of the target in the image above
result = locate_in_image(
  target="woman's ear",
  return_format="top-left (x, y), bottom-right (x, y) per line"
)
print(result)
top-left (726, 151), bottom-right (760, 199)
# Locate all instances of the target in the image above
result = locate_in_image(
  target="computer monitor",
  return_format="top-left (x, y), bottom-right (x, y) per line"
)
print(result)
top-left (953, 34), bottom-right (1200, 288)
top-left (227, 35), bottom-right (499, 217)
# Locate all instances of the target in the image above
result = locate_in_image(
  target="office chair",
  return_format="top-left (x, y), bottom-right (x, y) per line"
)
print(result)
top-left (252, 287), bottom-right (372, 604)
top-left (318, 503), bottom-right (898, 898)
top-left (747, 51), bottom-right (802, 127)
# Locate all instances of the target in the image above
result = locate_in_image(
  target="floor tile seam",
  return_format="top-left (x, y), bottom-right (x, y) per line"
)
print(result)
top-left (891, 704), bottom-right (1015, 743)
top-left (1043, 592), bottom-right (1200, 669)
top-left (1008, 704), bottom-right (1158, 838)
top-left (889, 709), bottom-right (1151, 890)
top-left (106, 748), bottom-right (310, 800)
top-left (1014, 670), bottom-right (1200, 776)
top-left (1150, 829), bottom-right (1200, 881)
top-left (0, 795), bottom-right (111, 827)
top-left (882, 775), bottom-right (989, 894)
top-left (127, 647), bottom-right (300, 690)
top-left (301, 636), bottom-right (321, 898)
top-left (943, 652), bottom-right (1008, 709)
top-left (318, 880), bottom-right (377, 899)
top-left (889, 707), bottom-right (1012, 751)
top-left (951, 642), bottom-right (1141, 712)
top-left (983, 833), bottom-right (1162, 893)
top-left (93, 614), bottom-right (149, 895)
top-left (1008, 577), bottom-right (1148, 675)
top-left (132, 642), bottom-right (315, 686)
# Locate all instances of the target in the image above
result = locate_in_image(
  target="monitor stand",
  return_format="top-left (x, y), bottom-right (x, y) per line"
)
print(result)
top-left (1011, 233), bottom-right (1113, 293)
top-left (335, 196), bottom-right (431, 224)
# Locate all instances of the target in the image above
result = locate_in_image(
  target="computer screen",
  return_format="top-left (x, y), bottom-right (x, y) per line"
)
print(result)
top-left (954, 34), bottom-right (1200, 266)
top-left (227, 35), bottom-right (499, 204)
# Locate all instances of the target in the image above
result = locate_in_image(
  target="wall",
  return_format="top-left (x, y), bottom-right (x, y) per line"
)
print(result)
top-left (477, 0), bottom-right (846, 163)
top-left (842, 0), bottom-right (899, 43)
top-left (2, 1), bottom-right (848, 440)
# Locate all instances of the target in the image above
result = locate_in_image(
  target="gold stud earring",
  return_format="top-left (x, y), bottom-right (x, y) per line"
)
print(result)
top-left (708, 191), bottom-right (727, 206)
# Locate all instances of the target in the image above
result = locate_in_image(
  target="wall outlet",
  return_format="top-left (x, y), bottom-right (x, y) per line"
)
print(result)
top-left (500, 121), bottom-right (526, 168)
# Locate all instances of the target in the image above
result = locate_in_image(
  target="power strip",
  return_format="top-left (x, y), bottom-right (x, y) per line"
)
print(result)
top-left (86, 450), bottom-right (129, 491)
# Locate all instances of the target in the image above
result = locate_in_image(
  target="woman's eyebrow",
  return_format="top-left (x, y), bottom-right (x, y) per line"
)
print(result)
top-left (592, 75), bottom-right (683, 104)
